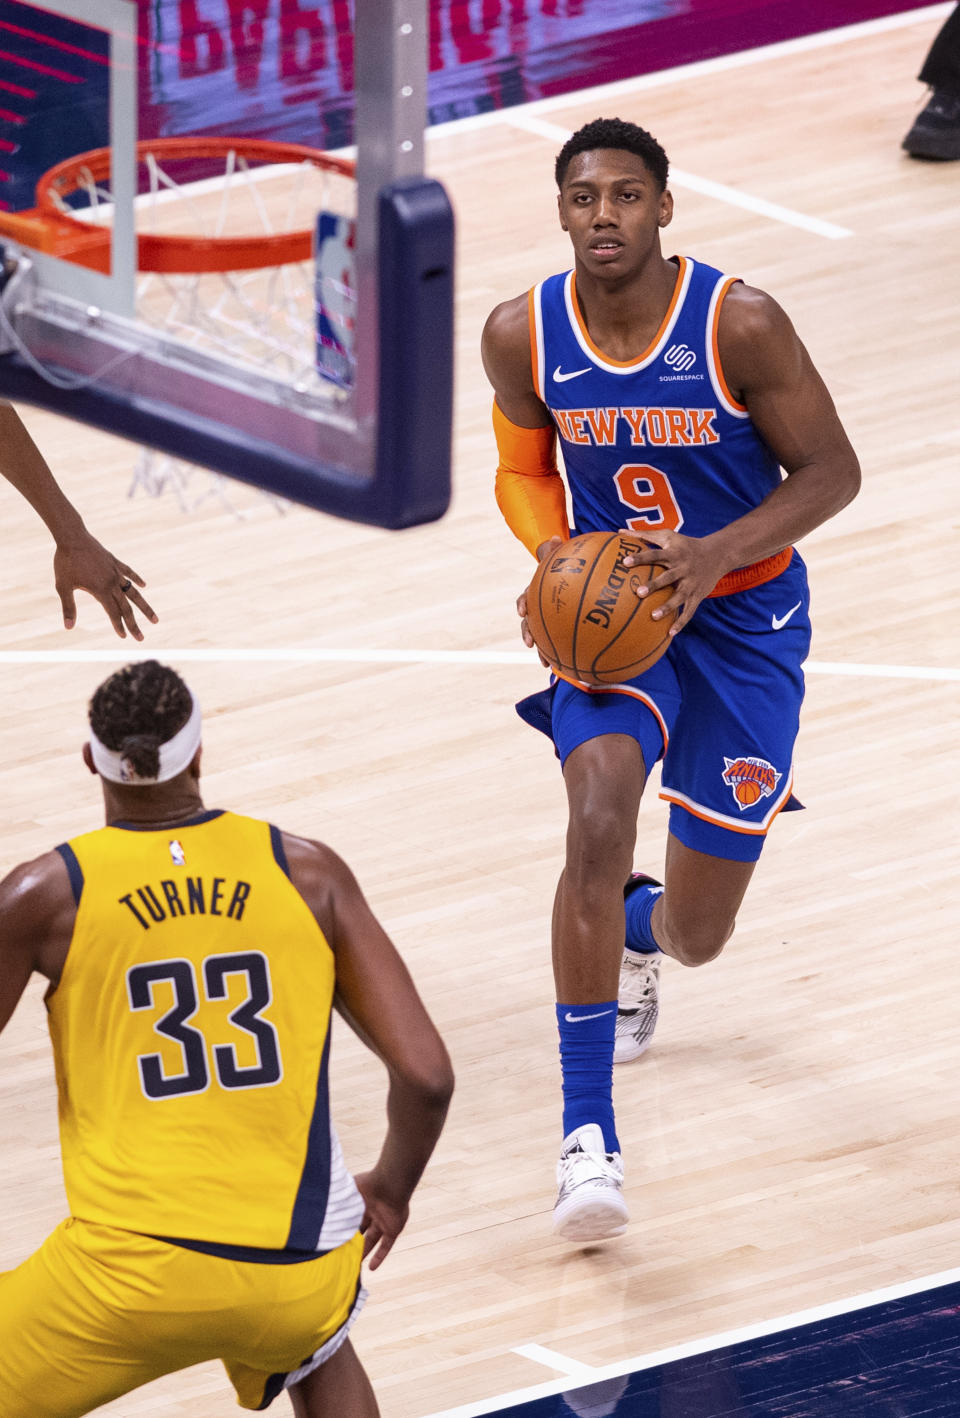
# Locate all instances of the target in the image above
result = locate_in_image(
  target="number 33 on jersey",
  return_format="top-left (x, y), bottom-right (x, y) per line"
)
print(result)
top-left (50, 810), bottom-right (360, 1254)
top-left (530, 256), bottom-right (784, 539)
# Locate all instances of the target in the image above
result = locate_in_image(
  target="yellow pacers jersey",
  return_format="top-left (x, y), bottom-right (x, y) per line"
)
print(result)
top-left (48, 810), bottom-right (364, 1255)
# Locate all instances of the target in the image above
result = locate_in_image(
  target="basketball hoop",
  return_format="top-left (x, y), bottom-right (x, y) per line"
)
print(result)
top-left (0, 137), bottom-right (355, 274)
top-left (0, 138), bottom-right (358, 517)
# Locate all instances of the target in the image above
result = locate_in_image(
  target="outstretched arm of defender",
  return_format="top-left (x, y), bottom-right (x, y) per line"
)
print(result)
top-left (283, 836), bottom-right (454, 1269)
top-left (0, 403), bottom-right (158, 639)
top-left (624, 286), bottom-right (861, 630)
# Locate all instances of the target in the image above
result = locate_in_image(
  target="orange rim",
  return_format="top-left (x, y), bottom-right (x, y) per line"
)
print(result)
top-left (0, 137), bottom-right (355, 275)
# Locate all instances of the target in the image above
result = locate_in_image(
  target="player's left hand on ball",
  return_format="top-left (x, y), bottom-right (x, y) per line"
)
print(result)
top-left (54, 533), bottom-right (159, 640)
top-left (517, 589), bottom-right (550, 667)
top-left (622, 528), bottom-right (729, 636)
top-left (517, 534), bottom-right (563, 666)
top-left (353, 1169), bottom-right (410, 1271)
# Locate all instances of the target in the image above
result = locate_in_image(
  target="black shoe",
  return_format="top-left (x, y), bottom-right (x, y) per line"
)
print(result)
top-left (903, 89), bottom-right (960, 161)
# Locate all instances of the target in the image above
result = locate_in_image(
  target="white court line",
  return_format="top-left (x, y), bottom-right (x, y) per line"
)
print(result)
top-left (0, 647), bottom-right (526, 667)
top-left (423, 1263), bottom-right (960, 1418)
top-left (0, 649), bottom-right (956, 681)
top-left (667, 168), bottom-right (851, 240)
top-left (806, 659), bottom-right (960, 682)
top-left (425, 4), bottom-right (953, 142)
top-left (510, 1344), bottom-right (596, 1379)
top-left (505, 112), bottom-right (852, 239)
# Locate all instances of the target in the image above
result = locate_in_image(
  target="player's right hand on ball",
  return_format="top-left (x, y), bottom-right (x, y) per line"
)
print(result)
top-left (518, 534), bottom-right (563, 664)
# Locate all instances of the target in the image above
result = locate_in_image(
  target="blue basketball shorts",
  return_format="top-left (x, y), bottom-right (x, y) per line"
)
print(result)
top-left (517, 553), bottom-right (811, 863)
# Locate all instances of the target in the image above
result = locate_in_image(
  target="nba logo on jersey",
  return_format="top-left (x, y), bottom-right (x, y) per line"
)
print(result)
top-left (722, 756), bottom-right (782, 810)
top-left (168, 839), bottom-right (186, 866)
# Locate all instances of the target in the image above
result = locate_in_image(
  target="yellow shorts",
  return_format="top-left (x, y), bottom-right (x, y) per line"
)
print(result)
top-left (0, 1218), bottom-right (366, 1416)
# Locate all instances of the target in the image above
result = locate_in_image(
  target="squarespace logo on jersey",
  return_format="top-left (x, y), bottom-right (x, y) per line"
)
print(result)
top-left (662, 343), bottom-right (701, 378)
top-left (548, 406), bottom-right (719, 448)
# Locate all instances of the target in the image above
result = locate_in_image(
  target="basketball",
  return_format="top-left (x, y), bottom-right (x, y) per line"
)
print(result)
top-left (525, 532), bottom-right (676, 686)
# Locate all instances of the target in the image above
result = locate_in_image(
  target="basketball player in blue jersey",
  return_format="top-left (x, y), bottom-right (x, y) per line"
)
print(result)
top-left (482, 117), bottom-right (860, 1242)
top-left (0, 400), bottom-right (157, 638)
top-left (0, 660), bottom-right (453, 1417)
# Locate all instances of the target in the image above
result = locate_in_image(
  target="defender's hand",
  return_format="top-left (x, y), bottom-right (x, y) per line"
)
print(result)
top-left (622, 529), bottom-right (729, 636)
top-left (353, 1169), bottom-right (411, 1271)
top-left (54, 534), bottom-right (158, 640)
top-left (517, 533), bottom-right (563, 663)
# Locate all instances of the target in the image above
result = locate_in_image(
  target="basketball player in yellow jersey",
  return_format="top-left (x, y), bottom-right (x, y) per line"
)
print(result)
top-left (0, 660), bottom-right (454, 1417)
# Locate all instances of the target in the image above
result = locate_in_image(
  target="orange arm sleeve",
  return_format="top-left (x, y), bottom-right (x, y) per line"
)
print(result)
top-left (492, 400), bottom-right (570, 558)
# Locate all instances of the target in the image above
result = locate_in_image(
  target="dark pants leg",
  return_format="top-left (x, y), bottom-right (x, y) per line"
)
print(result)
top-left (919, 4), bottom-right (960, 94)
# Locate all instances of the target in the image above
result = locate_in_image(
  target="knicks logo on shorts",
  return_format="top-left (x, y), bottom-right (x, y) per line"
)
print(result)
top-left (722, 756), bottom-right (782, 810)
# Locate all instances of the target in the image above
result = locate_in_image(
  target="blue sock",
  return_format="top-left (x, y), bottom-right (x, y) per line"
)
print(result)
top-left (556, 1001), bottom-right (619, 1152)
top-left (625, 882), bottom-right (663, 955)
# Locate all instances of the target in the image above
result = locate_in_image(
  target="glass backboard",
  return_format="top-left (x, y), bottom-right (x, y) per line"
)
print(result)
top-left (0, 0), bottom-right (454, 529)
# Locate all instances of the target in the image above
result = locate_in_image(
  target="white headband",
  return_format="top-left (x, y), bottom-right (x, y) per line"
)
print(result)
top-left (89, 693), bottom-right (202, 785)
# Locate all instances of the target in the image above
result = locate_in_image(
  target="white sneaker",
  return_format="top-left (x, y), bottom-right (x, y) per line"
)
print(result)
top-left (552, 1123), bottom-right (628, 1242)
top-left (614, 948), bottom-right (660, 1064)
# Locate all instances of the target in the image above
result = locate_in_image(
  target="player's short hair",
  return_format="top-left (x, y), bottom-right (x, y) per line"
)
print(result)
top-left (89, 660), bottom-right (193, 781)
top-left (555, 118), bottom-right (669, 191)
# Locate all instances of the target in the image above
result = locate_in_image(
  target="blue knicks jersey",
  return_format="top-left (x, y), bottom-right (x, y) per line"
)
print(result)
top-left (530, 257), bottom-right (782, 540)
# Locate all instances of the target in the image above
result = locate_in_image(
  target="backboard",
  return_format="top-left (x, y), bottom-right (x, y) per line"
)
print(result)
top-left (0, 0), bottom-right (454, 529)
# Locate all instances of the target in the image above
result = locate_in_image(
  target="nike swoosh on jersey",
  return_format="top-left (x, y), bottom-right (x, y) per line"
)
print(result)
top-left (553, 365), bottom-right (591, 383)
top-left (564, 1008), bottom-right (614, 1022)
top-left (771, 601), bottom-right (803, 630)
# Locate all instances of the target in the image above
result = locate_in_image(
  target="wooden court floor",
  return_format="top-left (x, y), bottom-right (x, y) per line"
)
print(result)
top-left (1, 9), bottom-right (958, 1416)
